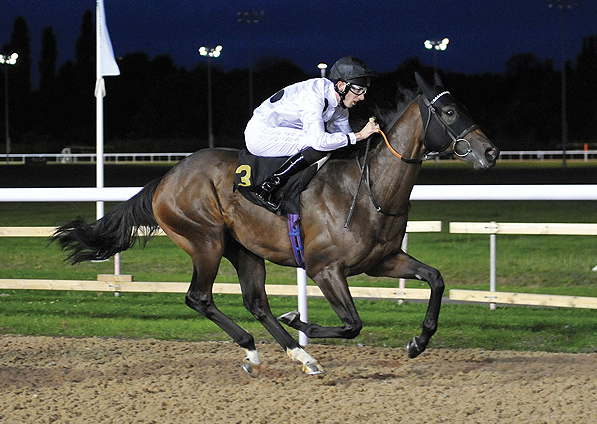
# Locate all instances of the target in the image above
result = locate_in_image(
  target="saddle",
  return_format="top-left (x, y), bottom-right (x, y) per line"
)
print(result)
top-left (233, 149), bottom-right (317, 268)
top-left (233, 149), bottom-right (318, 216)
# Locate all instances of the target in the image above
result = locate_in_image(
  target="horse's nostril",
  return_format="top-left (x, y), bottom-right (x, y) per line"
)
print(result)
top-left (486, 148), bottom-right (500, 161)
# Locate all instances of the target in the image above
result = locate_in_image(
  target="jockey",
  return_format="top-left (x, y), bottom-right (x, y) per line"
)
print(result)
top-left (244, 56), bottom-right (380, 213)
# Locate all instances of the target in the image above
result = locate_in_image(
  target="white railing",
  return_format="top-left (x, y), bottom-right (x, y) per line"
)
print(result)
top-left (5, 152), bottom-right (192, 164)
top-left (3, 150), bottom-right (597, 164)
top-left (497, 150), bottom-right (597, 161)
top-left (3, 184), bottom-right (597, 202)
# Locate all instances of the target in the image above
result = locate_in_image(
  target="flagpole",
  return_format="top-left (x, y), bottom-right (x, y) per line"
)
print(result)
top-left (96, 1), bottom-right (105, 221)
top-left (96, 88), bottom-right (105, 221)
top-left (96, 0), bottom-right (120, 273)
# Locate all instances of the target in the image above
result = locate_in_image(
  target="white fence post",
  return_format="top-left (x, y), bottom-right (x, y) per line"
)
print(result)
top-left (489, 222), bottom-right (497, 311)
top-left (114, 253), bottom-right (121, 275)
top-left (398, 233), bottom-right (408, 305)
top-left (297, 268), bottom-right (308, 346)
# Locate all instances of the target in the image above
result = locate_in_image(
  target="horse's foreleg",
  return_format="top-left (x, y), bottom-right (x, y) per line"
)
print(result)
top-left (368, 251), bottom-right (445, 358)
top-left (226, 242), bottom-right (324, 375)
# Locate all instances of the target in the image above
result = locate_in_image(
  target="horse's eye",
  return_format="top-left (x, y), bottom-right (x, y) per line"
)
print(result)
top-left (445, 109), bottom-right (455, 117)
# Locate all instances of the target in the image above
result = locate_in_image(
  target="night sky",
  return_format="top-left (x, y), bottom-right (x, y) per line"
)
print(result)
top-left (2, 0), bottom-right (596, 84)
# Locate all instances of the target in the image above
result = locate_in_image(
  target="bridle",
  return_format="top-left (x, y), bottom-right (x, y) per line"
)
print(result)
top-left (381, 92), bottom-right (479, 163)
top-left (344, 90), bottom-right (479, 227)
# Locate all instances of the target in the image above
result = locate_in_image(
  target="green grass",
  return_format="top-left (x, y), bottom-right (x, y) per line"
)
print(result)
top-left (1, 161), bottom-right (597, 353)
top-left (1, 290), bottom-right (595, 353)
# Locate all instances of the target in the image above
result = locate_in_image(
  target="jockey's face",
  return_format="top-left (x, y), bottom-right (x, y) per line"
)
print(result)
top-left (337, 81), bottom-right (366, 108)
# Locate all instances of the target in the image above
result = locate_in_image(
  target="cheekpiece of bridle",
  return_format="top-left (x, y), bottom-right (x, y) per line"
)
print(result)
top-left (412, 90), bottom-right (479, 163)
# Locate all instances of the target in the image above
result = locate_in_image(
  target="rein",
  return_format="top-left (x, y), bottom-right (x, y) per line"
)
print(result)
top-left (379, 128), bottom-right (452, 163)
top-left (344, 92), bottom-right (478, 227)
top-left (343, 136), bottom-right (408, 228)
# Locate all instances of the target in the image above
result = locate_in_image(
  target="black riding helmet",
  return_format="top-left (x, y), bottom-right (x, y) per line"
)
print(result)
top-left (328, 56), bottom-right (376, 107)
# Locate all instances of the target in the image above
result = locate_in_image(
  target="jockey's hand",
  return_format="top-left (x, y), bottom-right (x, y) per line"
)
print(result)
top-left (355, 117), bottom-right (380, 141)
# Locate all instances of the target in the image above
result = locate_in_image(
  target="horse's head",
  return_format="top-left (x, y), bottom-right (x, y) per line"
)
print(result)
top-left (415, 72), bottom-right (499, 169)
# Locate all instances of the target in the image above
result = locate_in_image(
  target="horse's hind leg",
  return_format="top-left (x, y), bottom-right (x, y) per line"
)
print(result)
top-left (182, 242), bottom-right (262, 376)
top-left (225, 241), bottom-right (325, 375)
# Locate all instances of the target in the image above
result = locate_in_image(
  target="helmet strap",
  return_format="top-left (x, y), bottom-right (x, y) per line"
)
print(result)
top-left (334, 81), bottom-right (348, 109)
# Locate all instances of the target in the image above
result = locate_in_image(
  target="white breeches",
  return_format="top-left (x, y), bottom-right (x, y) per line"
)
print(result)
top-left (245, 122), bottom-right (312, 157)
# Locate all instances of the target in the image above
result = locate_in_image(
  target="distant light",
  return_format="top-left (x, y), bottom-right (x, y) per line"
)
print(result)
top-left (199, 45), bottom-right (223, 58)
top-left (424, 38), bottom-right (450, 51)
top-left (0, 52), bottom-right (18, 65)
top-left (317, 62), bottom-right (328, 78)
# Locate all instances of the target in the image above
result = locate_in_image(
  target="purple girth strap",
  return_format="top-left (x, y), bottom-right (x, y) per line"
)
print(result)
top-left (287, 214), bottom-right (305, 269)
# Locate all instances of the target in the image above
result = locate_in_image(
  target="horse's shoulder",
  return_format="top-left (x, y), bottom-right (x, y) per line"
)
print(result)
top-left (314, 155), bottom-right (357, 182)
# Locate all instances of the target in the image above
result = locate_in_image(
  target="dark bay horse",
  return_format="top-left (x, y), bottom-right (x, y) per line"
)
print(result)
top-left (52, 73), bottom-right (499, 376)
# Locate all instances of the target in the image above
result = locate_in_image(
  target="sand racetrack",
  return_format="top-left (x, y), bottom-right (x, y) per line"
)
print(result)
top-left (0, 335), bottom-right (595, 423)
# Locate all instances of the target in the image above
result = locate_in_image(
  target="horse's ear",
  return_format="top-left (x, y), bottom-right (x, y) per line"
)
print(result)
top-left (415, 72), bottom-right (433, 97)
top-left (434, 72), bottom-right (444, 89)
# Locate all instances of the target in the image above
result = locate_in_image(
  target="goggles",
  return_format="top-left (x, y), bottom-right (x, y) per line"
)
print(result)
top-left (347, 83), bottom-right (367, 96)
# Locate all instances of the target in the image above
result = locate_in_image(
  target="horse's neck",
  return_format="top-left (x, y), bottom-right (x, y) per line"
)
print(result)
top-left (368, 102), bottom-right (425, 210)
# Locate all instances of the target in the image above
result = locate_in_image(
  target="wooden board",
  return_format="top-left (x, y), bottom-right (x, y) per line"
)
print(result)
top-left (450, 289), bottom-right (597, 309)
top-left (0, 222), bottom-right (441, 237)
top-left (0, 279), bottom-right (430, 300)
top-left (0, 227), bottom-right (55, 237)
top-left (0, 227), bottom-right (168, 237)
top-left (449, 222), bottom-right (597, 235)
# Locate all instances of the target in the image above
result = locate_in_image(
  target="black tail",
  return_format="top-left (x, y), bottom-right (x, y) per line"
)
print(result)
top-left (50, 178), bottom-right (162, 264)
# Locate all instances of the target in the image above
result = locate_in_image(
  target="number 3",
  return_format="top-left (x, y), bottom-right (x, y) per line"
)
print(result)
top-left (235, 165), bottom-right (252, 187)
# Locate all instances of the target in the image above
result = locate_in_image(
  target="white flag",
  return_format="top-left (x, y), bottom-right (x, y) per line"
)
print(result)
top-left (97, 0), bottom-right (120, 77)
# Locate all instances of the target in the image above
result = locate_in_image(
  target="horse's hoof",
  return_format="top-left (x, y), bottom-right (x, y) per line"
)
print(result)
top-left (302, 361), bottom-right (325, 375)
top-left (278, 310), bottom-right (300, 326)
top-left (242, 359), bottom-right (261, 377)
top-left (407, 337), bottom-right (423, 358)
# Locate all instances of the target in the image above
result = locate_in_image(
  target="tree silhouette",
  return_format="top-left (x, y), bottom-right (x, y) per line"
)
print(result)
top-left (75, 10), bottom-right (94, 80)
top-left (34, 26), bottom-right (60, 143)
top-left (39, 27), bottom-right (58, 94)
top-left (3, 16), bottom-right (32, 94)
top-left (570, 35), bottom-right (597, 143)
top-left (52, 9), bottom-right (96, 147)
top-left (1, 16), bottom-right (32, 146)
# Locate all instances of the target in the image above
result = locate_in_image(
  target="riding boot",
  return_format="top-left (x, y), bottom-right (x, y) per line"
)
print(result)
top-left (252, 152), bottom-right (310, 213)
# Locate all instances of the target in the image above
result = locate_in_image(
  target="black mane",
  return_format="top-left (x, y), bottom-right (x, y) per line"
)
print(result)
top-left (374, 87), bottom-right (417, 132)
top-left (334, 87), bottom-right (417, 159)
